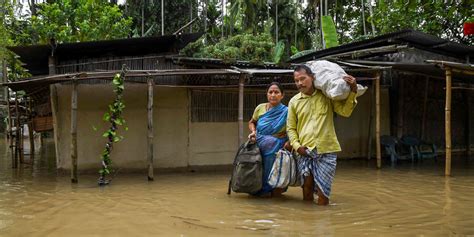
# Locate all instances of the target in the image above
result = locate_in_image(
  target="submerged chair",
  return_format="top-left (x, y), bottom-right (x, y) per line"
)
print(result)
top-left (400, 135), bottom-right (437, 162)
top-left (380, 135), bottom-right (398, 164)
top-left (380, 135), bottom-right (416, 164)
top-left (399, 135), bottom-right (418, 162)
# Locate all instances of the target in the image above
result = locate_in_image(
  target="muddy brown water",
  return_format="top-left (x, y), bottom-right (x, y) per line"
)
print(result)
top-left (0, 140), bottom-right (473, 236)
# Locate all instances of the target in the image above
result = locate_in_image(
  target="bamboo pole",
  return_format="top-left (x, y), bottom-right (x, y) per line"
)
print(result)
top-left (19, 123), bottom-right (24, 164)
top-left (7, 90), bottom-right (13, 167)
top-left (4, 60), bottom-right (14, 167)
top-left (445, 68), bottom-right (452, 176)
top-left (26, 98), bottom-right (34, 161)
top-left (14, 96), bottom-right (19, 168)
top-left (70, 81), bottom-right (78, 183)
top-left (375, 72), bottom-right (381, 168)
top-left (50, 85), bottom-right (61, 168)
top-left (161, 0), bottom-right (164, 36)
top-left (421, 77), bottom-right (429, 140)
top-left (238, 75), bottom-right (245, 145)
top-left (467, 89), bottom-right (471, 155)
top-left (147, 78), bottom-right (154, 181)
top-left (367, 81), bottom-right (374, 160)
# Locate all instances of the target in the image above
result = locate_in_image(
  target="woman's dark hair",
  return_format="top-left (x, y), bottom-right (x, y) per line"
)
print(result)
top-left (266, 81), bottom-right (284, 94)
top-left (294, 64), bottom-right (314, 77)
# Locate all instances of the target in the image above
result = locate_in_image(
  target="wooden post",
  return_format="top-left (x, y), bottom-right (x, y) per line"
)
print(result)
top-left (28, 98), bottom-right (35, 160)
top-left (397, 77), bottom-right (404, 138)
top-left (467, 89), bottom-right (471, 155)
top-left (14, 96), bottom-right (20, 168)
top-left (375, 73), bottom-right (381, 168)
top-left (147, 78), bottom-right (154, 181)
top-left (367, 81), bottom-right (374, 160)
top-left (445, 68), bottom-right (452, 176)
top-left (70, 81), bottom-right (78, 183)
top-left (238, 75), bottom-right (245, 146)
top-left (50, 85), bottom-right (61, 168)
top-left (421, 77), bottom-right (429, 140)
top-left (7, 90), bottom-right (13, 167)
top-left (19, 123), bottom-right (24, 164)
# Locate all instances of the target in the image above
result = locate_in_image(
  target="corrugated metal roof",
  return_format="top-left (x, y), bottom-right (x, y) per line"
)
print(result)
top-left (171, 56), bottom-right (285, 69)
top-left (289, 29), bottom-right (474, 63)
top-left (7, 33), bottom-right (203, 75)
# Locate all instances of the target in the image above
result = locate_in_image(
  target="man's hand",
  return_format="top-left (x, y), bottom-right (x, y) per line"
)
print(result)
top-left (297, 146), bottom-right (307, 156)
top-left (343, 75), bottom-right (357, 93)
top-left (248, 131), bottom-right (256, 142)
top-left (284, 141), bottom-right (293, 151)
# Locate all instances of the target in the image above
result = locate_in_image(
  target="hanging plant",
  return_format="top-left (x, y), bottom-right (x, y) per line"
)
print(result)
top-left (98, 66), bottom-right (127, 185)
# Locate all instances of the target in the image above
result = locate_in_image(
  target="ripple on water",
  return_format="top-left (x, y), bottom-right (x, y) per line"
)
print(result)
top-left (0, 140), bottom-right (473, 236)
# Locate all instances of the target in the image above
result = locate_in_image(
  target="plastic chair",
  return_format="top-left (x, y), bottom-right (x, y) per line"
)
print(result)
top-left (380, 135), bottom-right (398, 164)
top-left (400, 135), bottom-right (437, 162)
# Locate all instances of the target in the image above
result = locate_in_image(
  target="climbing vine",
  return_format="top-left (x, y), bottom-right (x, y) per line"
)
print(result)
top-left (98, 67), bottom-right (127, 185)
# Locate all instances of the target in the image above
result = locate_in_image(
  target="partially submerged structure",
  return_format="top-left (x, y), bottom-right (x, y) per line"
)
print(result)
top-left (3, 29), bottom-right (473, 181)
top-left (290, 29), bottom-right (474, 175)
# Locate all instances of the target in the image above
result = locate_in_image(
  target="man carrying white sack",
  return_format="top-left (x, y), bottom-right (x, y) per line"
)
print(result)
top-left (287, 64), bottom-right (358, 205)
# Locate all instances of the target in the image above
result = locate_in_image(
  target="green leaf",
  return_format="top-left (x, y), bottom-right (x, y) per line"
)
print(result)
top-left (272, 40), bottom-right (285, 63)
top-left (321, 16), bottom-right (339, 48)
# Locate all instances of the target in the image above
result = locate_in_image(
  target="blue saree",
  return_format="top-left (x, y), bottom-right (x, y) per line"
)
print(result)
top-left (255, 103), bottom-right (288, 195)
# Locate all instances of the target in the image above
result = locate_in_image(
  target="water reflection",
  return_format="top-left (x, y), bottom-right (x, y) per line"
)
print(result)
top-left (0, 139), bottom-right (473, 236)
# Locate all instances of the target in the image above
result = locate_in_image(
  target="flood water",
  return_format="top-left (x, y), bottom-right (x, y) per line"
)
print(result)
top-left (0, 139), bottom-right (473, 236)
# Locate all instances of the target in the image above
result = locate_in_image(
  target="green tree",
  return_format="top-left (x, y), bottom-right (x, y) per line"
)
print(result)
top-left (371, 0), bottom-right (473, 45)
top-left (30, 0), bottom-right (132, 44)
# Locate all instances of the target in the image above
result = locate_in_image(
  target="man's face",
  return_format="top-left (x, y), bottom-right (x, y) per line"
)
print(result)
top-left (293, 69), bottom-right (315, 95)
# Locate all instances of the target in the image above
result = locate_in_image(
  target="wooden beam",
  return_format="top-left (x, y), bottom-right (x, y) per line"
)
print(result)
top-left (147, 78), bottom-right (154, 181)
top-left (70, 81), bottom-right (78, 183)
top-left (238, 75), bottom-right (245, 146)
top-left (445, 68), bottom-right (452, 176)
top-left (375, 72), bottom-right (381, 168)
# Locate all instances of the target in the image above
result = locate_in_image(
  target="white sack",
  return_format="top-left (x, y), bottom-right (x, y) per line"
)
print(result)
top-left (306, 60), bottom-right (367, 100)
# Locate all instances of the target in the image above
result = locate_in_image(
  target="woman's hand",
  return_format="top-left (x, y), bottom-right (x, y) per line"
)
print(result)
top-left (284, 141), bottom-right (293, 151)
top-left (248, 131), bottom-right (256, 142)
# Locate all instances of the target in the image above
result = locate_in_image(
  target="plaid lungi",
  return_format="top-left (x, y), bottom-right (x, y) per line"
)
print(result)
top-left (297, 150), bottom-right (337, 198)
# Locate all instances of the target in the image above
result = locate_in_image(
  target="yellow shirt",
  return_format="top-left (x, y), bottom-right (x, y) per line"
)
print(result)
top-left (287, 90), bottom-right (357, 154)
top-left (252, 103), bottom-right (286, 135)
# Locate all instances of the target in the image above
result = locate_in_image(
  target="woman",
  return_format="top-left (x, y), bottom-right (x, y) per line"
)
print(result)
top-left (248, 82), bottom-right (291, 197)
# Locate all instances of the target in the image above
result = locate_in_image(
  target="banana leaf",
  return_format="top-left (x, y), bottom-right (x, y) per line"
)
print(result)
top-left (321, 16), bottom-right (339, 48)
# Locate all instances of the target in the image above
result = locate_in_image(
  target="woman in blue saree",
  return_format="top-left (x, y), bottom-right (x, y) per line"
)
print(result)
top-left (248, 82), bottom-right (291, 197)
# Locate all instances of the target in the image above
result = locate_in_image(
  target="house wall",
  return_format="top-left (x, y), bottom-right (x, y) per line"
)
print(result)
top-left (52, 84), bottom-right (391, 171)
top-left (53, 84), bottom-right (189, 170)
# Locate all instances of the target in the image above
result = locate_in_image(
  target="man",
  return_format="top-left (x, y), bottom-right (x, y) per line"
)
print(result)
top-left (287, 64), bottom-right (358, 205)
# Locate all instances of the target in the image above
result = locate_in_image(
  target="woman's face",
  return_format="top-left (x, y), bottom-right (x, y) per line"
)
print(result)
top-left (267, 85), bottom-right (284, 106)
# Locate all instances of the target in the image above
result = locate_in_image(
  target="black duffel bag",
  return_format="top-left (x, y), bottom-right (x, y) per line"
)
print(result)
top-left (227, 140), bottom-right (262, 195)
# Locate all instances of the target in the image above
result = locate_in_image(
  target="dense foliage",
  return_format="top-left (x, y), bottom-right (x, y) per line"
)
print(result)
top-left (30, 0), bottom-right (132, 44)
top-left (181, 33), bottom-right (275, 64)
